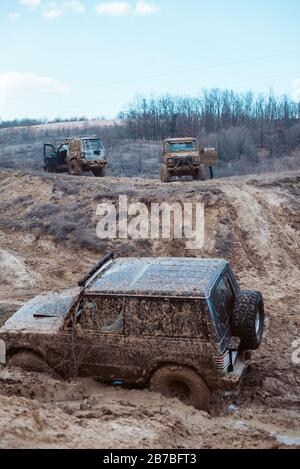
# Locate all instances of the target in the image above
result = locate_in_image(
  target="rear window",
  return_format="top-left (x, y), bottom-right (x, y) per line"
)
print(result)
top-left (126, 298), bottom-right (207, 338)
top-left (82, 139), bottom-right (104, 151)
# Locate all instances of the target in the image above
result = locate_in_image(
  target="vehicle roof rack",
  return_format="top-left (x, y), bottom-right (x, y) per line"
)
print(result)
top-left (78, 252), bottom-right (114, 287)
top-left (64, 135), bottom-right (98, 142)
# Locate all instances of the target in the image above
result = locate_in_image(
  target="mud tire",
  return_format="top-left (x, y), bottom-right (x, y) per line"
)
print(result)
top-left (8, 351), bottom-right (51, 373)
top-left (160, 164), bottom-right (171, 183)
top-left (232, 290), bottom-right (265, 350)
top-left (93, 167), bottom-right (106, 177)
top-left (68, 159), bottom-right (82, 176)
top-left (150, 365), bottom-right (211, 410)
top-left (194, 164), bottom-right (207, 181)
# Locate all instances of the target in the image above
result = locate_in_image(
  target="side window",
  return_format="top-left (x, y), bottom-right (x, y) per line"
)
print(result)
top-left (79, 296), bottom-right (124, 333)
top-left (212, 275), bottom-right (235, 328)
top-left (169, 300), bottom-right (205, 338)
top-left (127, 298), bottom-right (171, 337)
top-left (126, 298), bottom-right (205, 338)
top-left (57, 144), bottom-right (68, 158)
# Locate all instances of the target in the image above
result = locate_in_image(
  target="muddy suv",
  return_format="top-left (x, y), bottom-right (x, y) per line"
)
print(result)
top-left (43, 136), bottom-right (107, 177)
top-left (161, 138), bottom-right (219, 183)
top-left (0, 254), bottom-right (264, 410)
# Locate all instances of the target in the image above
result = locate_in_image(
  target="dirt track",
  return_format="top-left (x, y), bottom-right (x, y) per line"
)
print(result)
top-left (0, 169), bottom-right (299, 448)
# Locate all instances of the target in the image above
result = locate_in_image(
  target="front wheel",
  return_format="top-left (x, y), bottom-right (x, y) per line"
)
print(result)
top-left (194, 164), bottom-right (207, 181)
top-left (8, 351), bottom-right (51, 374)
top-left (150, 365), bottom-right (211, 410)
top-left (93, 167), bottom-right (106, 177)
top-left (160, 164), bottom-right (171, 183)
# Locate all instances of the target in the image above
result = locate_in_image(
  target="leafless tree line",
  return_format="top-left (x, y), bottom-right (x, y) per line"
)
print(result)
top-left (121, 89), bottom-right (300, 161)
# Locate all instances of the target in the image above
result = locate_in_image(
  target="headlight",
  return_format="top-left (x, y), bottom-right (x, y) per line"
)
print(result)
top-left (193, 157), bottom-right (199, 162)
top-left (167, 158), bottom-right (173, 164)
top-left (0, 339), bottom-right (6, 364)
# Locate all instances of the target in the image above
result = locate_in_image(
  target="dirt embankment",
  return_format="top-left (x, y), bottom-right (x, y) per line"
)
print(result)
top-left (0, 169), bottom-right (299, 448)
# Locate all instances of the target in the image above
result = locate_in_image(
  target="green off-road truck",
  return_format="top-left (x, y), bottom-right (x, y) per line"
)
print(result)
top-left (161, 137), bottom-right (219, 183)
top-left (0, 254), bottom-right (264, 410)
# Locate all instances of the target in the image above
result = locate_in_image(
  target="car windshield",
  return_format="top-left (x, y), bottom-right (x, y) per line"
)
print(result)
top-left (83, 139), bottom-right (104, 151)
top-left (167, 141), bottom-right (197, 152)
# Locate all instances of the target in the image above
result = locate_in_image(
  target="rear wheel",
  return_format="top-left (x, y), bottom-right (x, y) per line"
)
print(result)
top-left (150, 365), bottom-right (211, 410)
top-left (8, 351), bottom-right (51, 373)
top-left (160, 164), bottom-right (171, 183)
top-left (68, 159), bottom-right (82, 176)
top-left (93, 167), bottom-right (106, 177)
top-left (232, 290), bottom-right (265, 350)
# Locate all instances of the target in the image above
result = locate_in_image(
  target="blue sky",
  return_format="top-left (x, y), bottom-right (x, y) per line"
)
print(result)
top-left (0, 0), bottom-right (300, 120)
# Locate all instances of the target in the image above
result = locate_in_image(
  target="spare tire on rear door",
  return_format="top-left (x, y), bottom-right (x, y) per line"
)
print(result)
top-left (68, 159), bottom-right (82, 176)
top-left (149, 364), bottom-right (211, 410)
top-left (232, 290), bottom-right (264, 350)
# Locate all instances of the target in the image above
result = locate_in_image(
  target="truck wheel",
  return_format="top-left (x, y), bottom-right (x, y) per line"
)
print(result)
top-left (8, 351), bottom-right (51, 373)
top-left (193, 169), bottom-right (200, 180)
top-left (68, 159), bottom-right (82, 176)
top-left (160, 165), bottom-right (171, 183)
top-left (93, 167), bottom-right (106, 177)
top-left (232, 290), bottom-right (265, 350)
top-left (194, 164), bottom-right (207, 181)
top-left (150, 365), bottom-right (211, 410)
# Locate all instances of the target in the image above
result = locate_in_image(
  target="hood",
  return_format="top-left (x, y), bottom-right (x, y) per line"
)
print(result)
top-left (0, 288), bottom-right (79, 334)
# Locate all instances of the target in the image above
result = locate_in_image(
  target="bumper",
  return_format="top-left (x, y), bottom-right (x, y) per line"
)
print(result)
top-left (218, 357), bottom-right (248, 389)
top-left (83, 160), bottom-right (108, 170)
top-left (168, 166), bottom-right (199, 174)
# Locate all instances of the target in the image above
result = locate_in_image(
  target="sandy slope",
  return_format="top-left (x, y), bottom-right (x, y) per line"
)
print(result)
top-left (0, 169), bottom-right (299, 448)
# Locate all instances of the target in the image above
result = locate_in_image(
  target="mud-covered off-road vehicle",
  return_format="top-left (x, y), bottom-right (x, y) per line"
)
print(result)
top-left (161, 137), bottom-right (219, 183)
top-left (43, 136), bottom-right (107, 177)
top-left (0, 254), bottom-right (264, 410)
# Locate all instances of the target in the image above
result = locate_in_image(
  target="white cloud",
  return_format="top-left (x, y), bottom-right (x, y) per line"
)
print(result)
top-left (17, 0), bottom-right (159, 20)
top-left (95, 2), bottom-right (131, 16)
top-left (134, 1), bottom-right (159, 15)
top-left (63, 1), bottom-right (86, 13)
top-left (6, 12), bottom-right (20, 22)
top-left (42, 8), bottom-right (63, 19)
top-left (0, 73), bottom-right (68, 106)
top-left (19, 0), bottom-right (41, 8)
top-left (19, 0), bottom-right (86, 18)
top-left (292, 79), bottom-right (300, 101)
top-left (95, 1), bottom-right (159, 16)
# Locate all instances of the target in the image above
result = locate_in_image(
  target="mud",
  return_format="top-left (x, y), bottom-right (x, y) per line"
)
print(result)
top-left (0, 169), bottom-right (299, 448)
